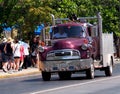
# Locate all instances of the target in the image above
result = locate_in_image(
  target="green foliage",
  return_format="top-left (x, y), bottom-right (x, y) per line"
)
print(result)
top-left (0, 0), bottom-right (120, 39)
top-left (73, 0), bottom-right (120, 36)
top-left (50, 0), bottom-right (77, 18)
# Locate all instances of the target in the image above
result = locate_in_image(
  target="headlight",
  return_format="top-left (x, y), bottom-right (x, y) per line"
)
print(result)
top-left (81, 44), bottom-right (88, 50)
top-left (38, 46), bottom-right (44, 52)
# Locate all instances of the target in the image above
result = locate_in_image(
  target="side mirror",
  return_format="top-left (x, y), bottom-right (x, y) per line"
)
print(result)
top-left (87, 36), bottom-right (93, 44)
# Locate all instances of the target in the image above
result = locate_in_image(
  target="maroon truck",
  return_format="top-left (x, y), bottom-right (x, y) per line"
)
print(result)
top-left (38, 13), bottom-right (114, 81)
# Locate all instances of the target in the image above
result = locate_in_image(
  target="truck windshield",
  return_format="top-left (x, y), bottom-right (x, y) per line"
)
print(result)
top-left (52, 26), bottom-right (85, 39)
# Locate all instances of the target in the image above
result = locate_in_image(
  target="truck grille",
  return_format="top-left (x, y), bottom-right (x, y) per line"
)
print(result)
top-left (46, 49), bottom-right (80, 60)
top-left (55, 52), bottom-right (71, 56)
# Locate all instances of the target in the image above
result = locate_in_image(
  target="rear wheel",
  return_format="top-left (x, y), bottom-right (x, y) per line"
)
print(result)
top-left (58, 72), bottom-right (71, 80)
top-left (86, 63), bottom-right (95, 79)
top-left (105, 58), bottom-right (113, 76)
top-left (42, 72), bottom-right (51, 81)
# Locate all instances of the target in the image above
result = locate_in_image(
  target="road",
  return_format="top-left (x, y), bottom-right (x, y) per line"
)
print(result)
top-left (0, 62), bottom-right (120, 94)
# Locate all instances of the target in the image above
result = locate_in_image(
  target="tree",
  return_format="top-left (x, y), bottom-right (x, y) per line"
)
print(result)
top-left (0, 0), bottom-right (54, 39)
top-left (0, 0), bottom-right (120, 40)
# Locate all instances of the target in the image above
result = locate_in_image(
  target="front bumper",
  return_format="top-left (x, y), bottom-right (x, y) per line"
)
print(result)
top-left (39, 58), bottom-right (93, 72)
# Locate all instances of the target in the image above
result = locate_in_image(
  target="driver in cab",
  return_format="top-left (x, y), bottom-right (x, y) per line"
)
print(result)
top-left (53, 27), bottom-right (67, 39)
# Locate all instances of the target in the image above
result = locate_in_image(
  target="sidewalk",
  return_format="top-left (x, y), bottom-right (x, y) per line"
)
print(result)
top-left (0, 67), bottom-right (40, 79)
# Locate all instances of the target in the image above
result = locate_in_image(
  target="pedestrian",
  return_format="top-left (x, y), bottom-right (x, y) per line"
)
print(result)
top-left (36, 39), bottom-right (45, 68)
top-left (0, 38), bottom-right (7, 72)
top-left (3, 37), bottom-right (14, 73)
top-left (30, 36), bottom-right (38, 67)
top-left (13, 38), bottom-right (21, 72)
top-left (22, 40), bottom-right (30, 69)
top-left (19, 42), bottom-right (24, 71)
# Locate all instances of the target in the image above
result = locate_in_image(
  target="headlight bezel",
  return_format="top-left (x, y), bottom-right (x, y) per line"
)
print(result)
top-left (38, 46), bottom-right (44, 52)
top-left (81, 44), bottom-right (88, 50)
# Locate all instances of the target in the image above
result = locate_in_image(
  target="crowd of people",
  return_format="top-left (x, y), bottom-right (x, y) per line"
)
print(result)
top-left (0, 36), bottom-right (44, 74)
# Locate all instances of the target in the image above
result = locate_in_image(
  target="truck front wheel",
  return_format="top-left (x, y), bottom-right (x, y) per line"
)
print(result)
top-left (86, 63), bottom-right (95, 79)
top-left (42, 72), bottom-right (51, 81)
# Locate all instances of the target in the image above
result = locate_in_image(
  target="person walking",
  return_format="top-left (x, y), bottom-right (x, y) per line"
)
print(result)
top-left (13, 38), bottom-right (21, 72)
top-left (3, 37), bottom-right (14, 73)
top-left (0, 38), bottom-right (8, 72)
top-left (30, 36), bottom-right (38, 67)
top-left (19, 43), bottom-right (24, 71)
top-left (22, 40), bottom-right (30, 69)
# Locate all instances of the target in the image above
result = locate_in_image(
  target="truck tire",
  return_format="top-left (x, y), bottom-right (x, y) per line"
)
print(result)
top-left (86, 63), bottom-right (95, 79)
top-left (105, 59), bottom-right (113, 76)
top-left (42, 72), bottom-right (51, 81)
top-left (58, 72), bottom-right (71, 80)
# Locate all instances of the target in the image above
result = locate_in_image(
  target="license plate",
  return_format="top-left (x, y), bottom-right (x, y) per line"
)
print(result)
top-left (59, 62), bottom-right (67, 68)
top-left (53, 67), bottom-right (58, 70)
top-left (69, 66), bottom-right (74, 70)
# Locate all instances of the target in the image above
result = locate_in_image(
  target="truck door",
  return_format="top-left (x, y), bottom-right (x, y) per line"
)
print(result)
top-left (88, 25), bottom-right (100, 59)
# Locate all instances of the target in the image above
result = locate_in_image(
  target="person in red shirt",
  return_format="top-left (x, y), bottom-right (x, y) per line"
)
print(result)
top-left (19, 44), bottom-right (24, 71)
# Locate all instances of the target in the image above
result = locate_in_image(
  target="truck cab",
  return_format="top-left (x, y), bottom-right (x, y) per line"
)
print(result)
top-left (38, 13), bottom-right (114, 81)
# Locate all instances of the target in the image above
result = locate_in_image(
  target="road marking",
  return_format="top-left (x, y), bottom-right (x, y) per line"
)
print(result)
top-left (29, 75), bottom-right (120, 94)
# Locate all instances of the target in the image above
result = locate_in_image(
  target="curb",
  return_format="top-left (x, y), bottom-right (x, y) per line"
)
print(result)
top-left (0, 68), bottom-right (41, 79)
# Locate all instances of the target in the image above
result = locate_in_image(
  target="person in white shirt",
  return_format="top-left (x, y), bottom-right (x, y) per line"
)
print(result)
top-left (13, 38), bottom-right (21, 71)
top-left (53, 27), bottom-right (67, 39)
top-left (18, 40), bottom-right (30, 70)
top-left (22, 41), bottom-right (30, 69)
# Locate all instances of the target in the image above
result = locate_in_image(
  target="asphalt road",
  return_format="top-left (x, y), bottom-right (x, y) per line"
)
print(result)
top-left (0, 62), bottom-right (120, 94)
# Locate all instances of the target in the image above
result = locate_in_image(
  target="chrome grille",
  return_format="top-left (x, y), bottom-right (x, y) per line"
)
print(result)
top-left (46, 49), bottom-right (80, 60)
top-left (55, 51), bottom-right (71, 56)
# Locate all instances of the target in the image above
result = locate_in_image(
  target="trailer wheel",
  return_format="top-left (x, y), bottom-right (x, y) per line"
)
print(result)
top-left (42, 72), bottom-right (51, 81)
top-left (105, 59), bottom-right (113, 76)
top-left (58, 72), bottom-right (71, 80)
top-left (86, 63), bottom-right (95, 79)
